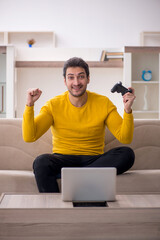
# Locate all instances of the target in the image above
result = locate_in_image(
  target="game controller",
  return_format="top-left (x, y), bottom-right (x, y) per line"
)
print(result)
top-left (111, 81), bottom-right (132, 96)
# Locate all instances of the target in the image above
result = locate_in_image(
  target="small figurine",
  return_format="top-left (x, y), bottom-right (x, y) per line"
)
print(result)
top-left (27, 39), bottom-right (36, 47)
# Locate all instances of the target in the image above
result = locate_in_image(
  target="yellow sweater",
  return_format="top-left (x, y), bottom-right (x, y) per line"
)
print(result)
top-left (22, 91), bottom-right (134, 155)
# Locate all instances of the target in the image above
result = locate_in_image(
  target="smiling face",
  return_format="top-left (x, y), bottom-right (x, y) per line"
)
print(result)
top-left (64, 67), bottom-right (90, 98)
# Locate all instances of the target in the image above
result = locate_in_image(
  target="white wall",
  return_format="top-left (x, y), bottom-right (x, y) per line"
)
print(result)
top-left (0, 0), bottom-right (160, 48)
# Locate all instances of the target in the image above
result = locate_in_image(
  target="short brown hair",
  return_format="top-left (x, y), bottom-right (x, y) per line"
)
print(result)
top-left (63, 57), bottom-right (90, 78)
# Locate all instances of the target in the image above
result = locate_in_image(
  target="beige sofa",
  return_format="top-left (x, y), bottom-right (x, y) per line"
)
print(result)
top-left (0, 118), bottom-right (160, 195)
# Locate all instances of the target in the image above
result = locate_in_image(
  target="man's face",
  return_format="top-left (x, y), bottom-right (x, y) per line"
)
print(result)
top-left (64, 67), bottom-right (90, 97)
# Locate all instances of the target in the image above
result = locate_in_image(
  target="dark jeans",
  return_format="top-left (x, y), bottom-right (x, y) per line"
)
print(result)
top-left (33, 147), bottom-right (135, 193)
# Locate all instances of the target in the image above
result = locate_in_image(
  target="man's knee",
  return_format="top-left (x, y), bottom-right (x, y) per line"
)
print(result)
top-left (123, 146), bottom-right (135, 168)
top-left (33, 154), bottom-right (51, 171)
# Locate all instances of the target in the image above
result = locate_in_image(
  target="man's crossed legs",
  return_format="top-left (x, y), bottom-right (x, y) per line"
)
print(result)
top-left (33, 147), bottom-right (135, 192)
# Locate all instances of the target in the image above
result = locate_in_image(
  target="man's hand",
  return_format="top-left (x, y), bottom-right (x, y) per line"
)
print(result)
top-left (26, 88), bottom-right (42, 106)
top-left (123, 87), bottom-right (136, 114)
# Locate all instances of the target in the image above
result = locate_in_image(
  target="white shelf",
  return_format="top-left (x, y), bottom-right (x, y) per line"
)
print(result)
top-left (133, 111), bottom-right (159, 120)
top-left (15, 60), bottom-right (123, 68)
top-left (133, 110), bottom-right (159, 113)
top-left (124, 46), bottom-right (160, 119)
top-left (132, 81), bottom-right (159, 84)
top-left (0, 46), bottom-right (15, 118)
top-left (140, 32), bottom-right (160, 46)
top-left (0, 31), bottom-right (55, 48)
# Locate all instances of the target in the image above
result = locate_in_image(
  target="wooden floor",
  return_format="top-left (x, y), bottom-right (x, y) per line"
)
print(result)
top-left (0, 193), bottom-right (160, 240)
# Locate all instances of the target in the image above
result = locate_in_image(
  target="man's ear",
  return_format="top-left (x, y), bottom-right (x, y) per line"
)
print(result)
top-left (64, 77), bottom-right (67, 86)
top-left (87, 76), bottom-right (90, 84)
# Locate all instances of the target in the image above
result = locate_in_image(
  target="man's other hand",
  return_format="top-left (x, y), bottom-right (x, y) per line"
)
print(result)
top-left (26, 88), bottom-right (42, 106)
top-left (123, 87), bottom-right (136, 114)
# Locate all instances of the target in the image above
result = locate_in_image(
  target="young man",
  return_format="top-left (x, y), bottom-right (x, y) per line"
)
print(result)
top-left (22, 57), bottom-right (136, 193)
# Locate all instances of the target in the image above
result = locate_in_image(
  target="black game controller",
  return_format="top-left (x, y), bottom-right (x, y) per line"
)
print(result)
top-left (111, 81), bottom-right (132, 96)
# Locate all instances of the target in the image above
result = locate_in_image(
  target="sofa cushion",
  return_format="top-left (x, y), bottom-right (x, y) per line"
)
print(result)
top-left (1, 169), bottom-right (159, 195)
top-left (0, 119), bottom-right (52, 170)
top-left (52, 170), bottom-right (160, 194)
top-left (0, 170), bottom-right (38, 194)
top-left (117, 169), bottom-right (160, 194)
top-left (0, 170), bottom-right (62, 195)
top-left (104, 120), bottom-right (160, 170)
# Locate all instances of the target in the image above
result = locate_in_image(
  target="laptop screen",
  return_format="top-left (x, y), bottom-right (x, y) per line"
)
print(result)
top-left (62, 167), bottom-right (116, 202)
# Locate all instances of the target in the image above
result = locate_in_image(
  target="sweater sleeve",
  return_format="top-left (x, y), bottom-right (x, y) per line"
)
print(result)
top-left (22, 104), bottom-right (53, 142)
top-left (105, 100), bottom-right (134, 144)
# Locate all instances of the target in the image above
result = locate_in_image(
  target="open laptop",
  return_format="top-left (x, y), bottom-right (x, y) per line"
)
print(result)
top-left (61, 167), bottom-right (116, 203)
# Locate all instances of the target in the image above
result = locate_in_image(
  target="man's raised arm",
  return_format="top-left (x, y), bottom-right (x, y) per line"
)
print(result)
top-left (22, 88), bottom-right (53, 142)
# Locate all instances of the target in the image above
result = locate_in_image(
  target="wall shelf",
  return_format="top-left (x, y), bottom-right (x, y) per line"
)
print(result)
top-left (140, 32), bottom-right (160, 46)
top-left (132, 81), bottom-right (159, 84)
top-left (125, 46), bottom-right (160, 53)
top-left (0, 46), bottom-right (14, 118)
top-left (124, 46), bottom-right (160, 119)
top-left (0, 31), bottom-right (55, 48)
top-left (15, 60), bottom-right (123, 68)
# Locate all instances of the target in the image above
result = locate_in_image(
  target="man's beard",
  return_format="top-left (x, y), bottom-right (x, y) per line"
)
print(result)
top-left (68, 87), bottom-right (87, 98)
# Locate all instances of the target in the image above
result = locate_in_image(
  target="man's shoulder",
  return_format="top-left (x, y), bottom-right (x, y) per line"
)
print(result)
top-left (42, 92), bottom-right (68, 111)
top-left (88, 91), bottom-right (109, 102)
top-left (48, 91), bottom-right (68, 104)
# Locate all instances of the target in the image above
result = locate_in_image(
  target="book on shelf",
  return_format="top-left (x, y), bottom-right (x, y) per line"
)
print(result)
top-left (100, 50), bottom-right (124, 61)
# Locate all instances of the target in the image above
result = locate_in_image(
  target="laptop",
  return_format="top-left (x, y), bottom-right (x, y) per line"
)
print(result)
top-left (61, 167), bottom-right (116, 202)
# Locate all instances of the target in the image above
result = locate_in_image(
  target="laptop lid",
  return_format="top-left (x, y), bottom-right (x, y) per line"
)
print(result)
top-left (62, 167), bottom-right (116, 202)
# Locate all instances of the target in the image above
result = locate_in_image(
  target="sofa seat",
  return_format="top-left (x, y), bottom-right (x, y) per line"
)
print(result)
top-left (0, 169), bottom-right (160, 195)
top-left (0, 170), bottom-right (38, 193)
top-left (117, 169), bottom-right (160, 194)
top-left (56, 169), bottom-right (160, 194)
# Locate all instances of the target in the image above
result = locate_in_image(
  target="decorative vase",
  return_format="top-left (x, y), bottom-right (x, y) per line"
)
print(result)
top-left (143, 85), bottom-right (148, 111)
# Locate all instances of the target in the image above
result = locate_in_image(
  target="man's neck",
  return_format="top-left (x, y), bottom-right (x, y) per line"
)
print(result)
top-left (68, 92), bottom-right (88, 107)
